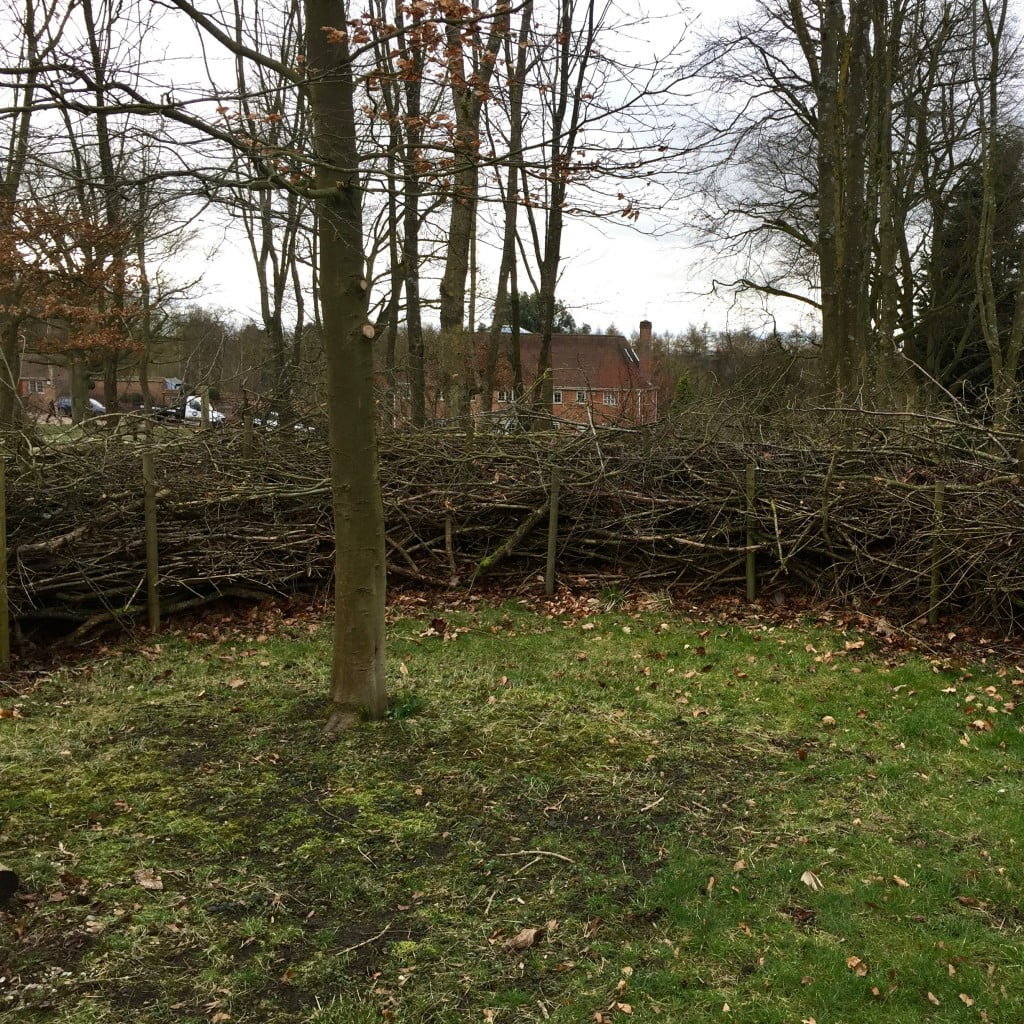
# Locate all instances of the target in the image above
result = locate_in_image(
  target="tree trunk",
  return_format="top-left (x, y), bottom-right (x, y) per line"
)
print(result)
top-left (437, 4), bottom-right (507, 432)
top-left (306, 0), bottom-right (387, 727)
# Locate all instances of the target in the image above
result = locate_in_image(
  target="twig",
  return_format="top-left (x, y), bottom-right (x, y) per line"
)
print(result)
top-left (496, 849), bottom-right (576, 863)
top-left (332, 922), bottom-right (391, 956)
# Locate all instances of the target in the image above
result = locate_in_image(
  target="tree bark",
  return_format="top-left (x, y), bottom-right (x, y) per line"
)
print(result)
top-left (306, 0), bottom-right (387, 726)
top-left (437, 3), bottom-right (507, 431)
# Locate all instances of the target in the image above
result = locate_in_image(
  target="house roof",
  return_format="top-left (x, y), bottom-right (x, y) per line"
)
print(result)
top-left (478, 331), bottom-right (654, 391)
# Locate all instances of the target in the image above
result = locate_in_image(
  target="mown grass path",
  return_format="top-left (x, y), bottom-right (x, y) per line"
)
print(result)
top-left (2, 600), bottom-right (1022, 1022)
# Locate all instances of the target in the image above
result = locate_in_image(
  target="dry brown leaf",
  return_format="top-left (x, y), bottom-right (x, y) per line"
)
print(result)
top-left (800, 870), bottom-right (824, 892)
top-left (926, 992), bottom-right (940, 1006)
top-left (133, 868), bottom-right (163, 891)
top-left (846, 955), bottom-right (868, 977)
top-left (733, 859), bottom-right (747, 872)
top-left (891, 875), bottom-right (910, 888)
top-left (504, 926), bottom-right (544, 952)
top-left (616, 1003), bottom-right (633, 1015)
top-left (959, 993), bottom-right (975, 1006)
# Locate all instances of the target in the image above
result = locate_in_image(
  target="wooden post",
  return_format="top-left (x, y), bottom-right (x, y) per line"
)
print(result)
top-left (242, 410), bottom-right (254, 458)
top-left (545, 467), bottom-right (560, 596)
top-left (745, 463), bottom-right (757, 602)
top-left (0, 862), bottom-right (18, 900)
top-left (0, 451), bottom-right (9, 671)
top-left (143, 448), bottom-right (160, 632)
top-left (929, 480), bottom-right (945, 627)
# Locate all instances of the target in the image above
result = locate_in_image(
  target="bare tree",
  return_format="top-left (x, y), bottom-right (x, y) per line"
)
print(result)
top-left (0, 0), bottom-right (74, 436)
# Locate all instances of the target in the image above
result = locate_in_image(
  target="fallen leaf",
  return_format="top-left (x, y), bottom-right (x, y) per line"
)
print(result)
top-left (821, 715), bottom-right (837, 728)
top-left (927, 992), bottom-right (940, 1006)
top-left (892, 875), bottom-right (910, 888)
top-left (133, 868), bottom-right (163, 891)
top-left (504, 926), bottom-right (544, 951)
top-left (616, 1003), bottom-right (633, 1015)
top-left (226, 678), bottom-right (245, 689)
top-left (800, 870), bottom-right (824, 892)
top-left (846, 955), bottom-right (868, 977)
top-left (733, 859), bottom-right (747, 872)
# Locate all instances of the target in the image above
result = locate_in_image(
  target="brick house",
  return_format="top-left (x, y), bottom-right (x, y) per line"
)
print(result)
top-left (480, 320), bottom-right (658, 428)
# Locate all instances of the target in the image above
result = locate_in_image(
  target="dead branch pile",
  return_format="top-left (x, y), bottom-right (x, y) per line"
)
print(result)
top-left (8, 411), bottom-right (1024, 642)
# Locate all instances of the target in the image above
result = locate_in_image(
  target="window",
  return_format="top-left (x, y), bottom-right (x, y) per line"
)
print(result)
top-left (26, 379), bottom-right (46, 394)
top-left (497, 389), bottom-right (513, 403)
top-left (603, 391), bottom-right (618, 406)
top-left (552, 390), bottom-right (562, 405)
top-left (576, 390), bottom-right (587, 404)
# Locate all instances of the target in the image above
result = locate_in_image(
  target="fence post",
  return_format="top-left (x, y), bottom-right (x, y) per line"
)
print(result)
top-left (545, 467), bottom-right (560, 596)
top-left (745, 463), bottom-right (757, 602)
top-left (143, 447), bottom-right (160, 631)
top-left (0, 449), bottom-right (9, 671)
top-left (242, 410), bottom-right (254, 458)
top-left (928, 480), bottom-right (945, 627)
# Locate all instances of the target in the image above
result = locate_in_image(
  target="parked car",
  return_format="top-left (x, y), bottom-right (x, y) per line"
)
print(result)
top-left (154, 394), bottom-right (226, 425)
top-left (182, 394), bottom-right (226, 425)
top-left (252, 410), bottom-right (316, 432)
top-left (55, 395), bottom-right (106, 416)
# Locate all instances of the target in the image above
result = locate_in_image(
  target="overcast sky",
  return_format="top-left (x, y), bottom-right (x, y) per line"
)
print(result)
top-left (174, 0), bottom-right (814, 339)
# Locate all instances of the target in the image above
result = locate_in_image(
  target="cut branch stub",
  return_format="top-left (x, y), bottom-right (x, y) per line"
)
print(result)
top-left (0, 863), bottom-right (18, 900)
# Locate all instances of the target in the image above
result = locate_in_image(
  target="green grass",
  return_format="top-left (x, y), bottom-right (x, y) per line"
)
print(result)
top-left (2, 601), bottom-right (1023, 1023)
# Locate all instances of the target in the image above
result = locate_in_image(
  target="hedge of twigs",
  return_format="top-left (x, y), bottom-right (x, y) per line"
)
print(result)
top-left (8, 407), bottom-right (1024, 644)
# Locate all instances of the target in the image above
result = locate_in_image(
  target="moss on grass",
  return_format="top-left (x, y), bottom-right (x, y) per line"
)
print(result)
top-left (2, 604), bottom-right (1023, 1022)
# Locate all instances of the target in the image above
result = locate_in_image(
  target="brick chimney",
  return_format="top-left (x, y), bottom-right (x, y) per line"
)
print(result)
top-left (639, 319), bottom-right (652, 343)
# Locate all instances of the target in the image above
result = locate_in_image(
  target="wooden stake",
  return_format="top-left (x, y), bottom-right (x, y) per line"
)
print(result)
top-left (745, 463), bottom-right (757, 602)
top-left (929, 480), bottom-right (945, 627)
top-left (143, 449), bottom-right (160, 632)
top-left (0, 451), bottom-right (8, 671)
top-left (0, 862), bottom-right (18, 900)
top-left (545, 467), bottom-right (560, 596)
top-left (242, 411), bottom-right (254, 458)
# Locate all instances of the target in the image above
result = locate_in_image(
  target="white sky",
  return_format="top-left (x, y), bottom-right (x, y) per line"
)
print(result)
top-left (172, 0), bottom-right (814, 339)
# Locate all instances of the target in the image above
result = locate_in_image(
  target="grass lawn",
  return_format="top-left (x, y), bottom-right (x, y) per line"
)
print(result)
top-left (2, 597), bottom-right (1022, 1023)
